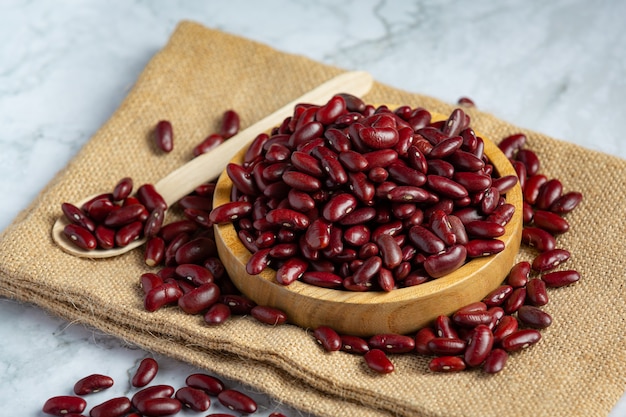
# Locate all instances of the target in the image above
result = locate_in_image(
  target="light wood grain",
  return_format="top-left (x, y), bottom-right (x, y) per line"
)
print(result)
top-left (51, 71), bottom-right (373, 258)
top-left (214, 112), bottom-right (523, 336)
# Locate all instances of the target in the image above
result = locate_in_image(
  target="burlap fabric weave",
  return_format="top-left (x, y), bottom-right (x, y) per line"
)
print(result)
top-left (1, 21), bottom-right (624, 417)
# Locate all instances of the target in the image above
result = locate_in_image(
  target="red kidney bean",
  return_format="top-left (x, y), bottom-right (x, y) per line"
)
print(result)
top-left (136, 183), bottom-right (167, 213)
top-left (507, 261), bottom-right (531, 288)
top-left (521, 226), bottom-right (556, 252)
top-left (368, 333), bottom-right (415, 354)
top-left (178, 283), bottom-right (220, 314)
top-left (140, 272), bottom-right (163, 294)
top-left (144, 282), bottom-right (183, 312)
top-left (104, 203), bottom-right (147, 228)
top-left (175, 264), bottom-right (213, 285)
top-left (313, 326), bottom-right (342, 351)
top-left (408, 225), bottom-right (445, 254)
top-left (358, 126), bottom-right (399, 149)
top-left (498, 133), bottom-right (526, 158)
top-left (414, 327), bottom-right (436, 355)
top-left (533, 209), bottom-right (569, 234)
top-left (523, 202), bottom-right (534, 224)
top-left (315, 146), bottom-right (348, 184)
top-left (111, 177), bottom-right (133, 202)
top-left (61, 202), bottom-right (96, 232)
top-left (452, 310), bottom-right (493, 328)
top-left (487, 203), bottom-right (516, 227)
top-left (483, 285), bottom-right (513, 307)
top-left (291, 152), bottom-right (324, 178)
top-left (73, 373), bottom-right (114, 395)
top-left (491, 174), bottom-right (519, 194)
top-left (95, 225), bottom-right (116, 248)
top-left (464, 220), bottom-right (505, 238)
top-left (265, 208), bottom-right (310, 229)
top-left (131, 385), bottom-right (175, 409)
top-left (186, 373), bottom-right (225, 396)
top-left (275, 257), bottom-right (308, 285)
top-left (89, 397), bottom-right (132, 417)
top-left (434, 315), bottom-right (460, 339)
top-left (325, 127), bottom-right (351, 152)
top-left (516, 148), bottom-right (541, 176)
top-left (218, 389), bottom-right (258, 414)
top-left (483, 348), bottom-right (508, 374)
top-left (457, 301), bottom-right (487, 314)
top-left (144, 207), bottom-right (166, 239)
top-left (429, 356), bottom-right (466, 372)
top-left (114, 220), bottom-right (143, 247)
top-left (193, 133), bottom-right (224, 157)
top-left (135, 397), bottom-right (182, 416)
top-left (175, 237), bottom-right (217, 265)
top-left (426, 175), bottom-right (468, 199)
top-left (523, 174), bottom-right (547, 205)
top-left (375, 233), bottom-right (403, 269)
top-left (204, 302), bottom-right (231, 325)
top-left (517, 305), bottom-right (552, 329)
top-left (526, 278), bottom-right (549, 306)
top-left (387, 163), bottom-right (427, 187)
top-left (501, 329), bottom-right (542, 352)
top-left (423, 245), bottom-right (467, 278)
top-left (175, 386), bottom-right (211, 411)
top-left (283, 170), bottom-right (322, 192)
top-left (338, 150), bottom-right (369, 172)
top-left (209, 201), bottom-right (252, 224)
top-left (220, 109), bottom-right (240, 139)
top-left (226, 163), bottom-right (258, 195)
top-left (549, 191), bottom-right (583, 214)
top-left (464, 324), bottom-right (494, 367)
top-left (532, 248), bottom-right (570, 272)
top-left (341, 335), bottom-right (371, 354)
top-left (364, 349), bottom-right (395, 374)
top-left (429, 209), bottom-right (456, 246)
top-left (251, 305), bottom-right (288, 325)
top-left (159, 220), bottom-right (198, 243)
top-left (467, 238), bottom-right (505, 258)
top-left (541, 269), bottom-right (581, 287)
top-left (301, 270), bottom-right (342, 288)
top-left (154, 120), bottom-right (174, 152)
top-left (341, 225), bottom-right (369, 248)
top-left (208, 414), bottom-right (238, 417)
top-left (63, 224), bottom-right (97, 250)
top-left (42, 396), bottom-right (87, 416)
top-left (427, 337), bottom-right (466, 355)
top-left (535, 178), bottom-right (563, 210)
top-left (493, 315), bottom-right (519, 345)
top-left (503, 287), bottom-right (526, 314)
top-left (132, 357), bottom-right (159, 388)
top-left (322, 193), bottom-right (358, 222)
top-left (453, 171), bottom-right (492, 193)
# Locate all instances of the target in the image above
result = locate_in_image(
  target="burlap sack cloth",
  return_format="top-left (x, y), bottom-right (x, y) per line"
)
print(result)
top-left (1, 21), bottom-right (624, 417)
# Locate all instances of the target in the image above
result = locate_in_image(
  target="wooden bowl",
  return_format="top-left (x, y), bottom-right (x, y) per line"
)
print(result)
top-left (213, 112), bottom-right (523, 337)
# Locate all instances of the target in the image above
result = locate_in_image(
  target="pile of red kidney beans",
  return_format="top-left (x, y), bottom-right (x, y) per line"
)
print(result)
top-left (55, 94), bottom-right (582, 417)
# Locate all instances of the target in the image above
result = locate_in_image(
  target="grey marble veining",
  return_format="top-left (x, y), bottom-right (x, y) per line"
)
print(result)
top-left (0, 1), bottom-right (624, 415)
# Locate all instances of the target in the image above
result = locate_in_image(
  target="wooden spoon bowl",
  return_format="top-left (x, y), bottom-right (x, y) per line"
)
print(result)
top-left (213, 112), bottom-right (523, 337)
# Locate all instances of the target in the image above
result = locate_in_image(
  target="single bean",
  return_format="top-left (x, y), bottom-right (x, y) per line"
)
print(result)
top-left (523, 174), bottom-right (547, 205)
top-left (313, 326), bottom-right (342, 351)
top-left (42, 396), bottom-right (87, 416)
top-left (429, 356), bottom-right (466, 372)
top-left (503, 287), bottom-right (526, 314)
top-left (325, 127), bottom-right (351, 152)
top-left (131, 385), bottom-right (175, 409)
top-left (498, 133), bottom-right (526, 158)
top-left (423, 245), bottom-right (467, 278)
top-left (132, 357), bottom-right (159, 388)
top-left (501, 329), bottom-right (542, 352)
top-left (154, 120), bottom-right (174, 152)
top-left (491, 174), bottom-right (519, 194)
top-left (466, 239), bottom-right (505, 257)
top-left (322, 193), bottom-right (358, 222)
top-left (134, 397), bottom-right (182, 416)
top-left (368, 333), bottom-right (415, 354)
top-left (114, 220), bottom-right (143, 247)
top-left (452, 310), bottom-right (493, 328)
top-left (541, 269), bottom-right (581, 287)
top-left (203, 303), bottom-right (231, 325)
top-left (426, 175), bottom-right (468, 199)
top-left (483, 285), bottom-right (513, 307)
top-left (516, 148), bottom-right (540, 176)
top-left (434, 315), bottom-right (460, 339)
top-left (220, 109), bottom-right (240, 138)
top-left (251, 305), bottom-right (288, 325)
top-left (483, 348), bottom-right (509, 374)
top-left (302, 271), bottom-right (343, 289)
top-left (408, 225), bottom-right (445, 254)
top-left (533, 209), bottom-right (569, 234)
top-left (517, 305), bottom-right (552, 329)
top-left (522, 226), bottom-right (556, 252)
top-left (186, 373), bottom-right (225, 396)
top-left (175, 386), bottom-right (211, 412)
top-left (429, 209), bottom-right (456, 246)
top-left (387, 163), bottom-right (427, 186)
top-left (340, 335), bottom-right (370, 354)
top-left (178, 283), bottom-right (220, 315)
top-left (73, 373), bottom-right (114, 395)
top-left (549, 191), bottom-right (583, 214)
top-left (526, 278), bottom-right (549, 306)
top-left (193, 133), bottom-right (224, 157)
top-left (535, 178), bottom-right (563, 210)
top-left (136, 183), bottom-right (167, 212)
top-left (493, 315), bottom-right (519, 345)
top-left (144, 282), bottom-right (183, 312)
top-left (63, 224), bottom-right (97, 250)
top-left (175, 237), bottom-right (217, 265)
top-left (414, 327), bottom-right (436, 355)
top-left (364, 349), bottom-right (395, 374)
top-left (464, 324), bottom-right (494, 367)
top-left (507, 261), bottom-right (531, 288)
top-left (61, 202), bottom-right (96, 232)
top-left (532, 248), bottom-right (570, 272)
top-left (217, 390), bottom-right (257, 413)
top-left (89, 397), bottom-right (132, 417)
top-left (246, 248), bottom-right (272, 275)
top-left (427, 337), bottom-right (466, 356)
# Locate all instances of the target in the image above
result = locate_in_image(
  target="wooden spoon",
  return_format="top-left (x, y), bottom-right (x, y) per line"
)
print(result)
top-left (213, 112), bottom-right (523, 337)
top-left (52, 71), bottom-right (374, 258)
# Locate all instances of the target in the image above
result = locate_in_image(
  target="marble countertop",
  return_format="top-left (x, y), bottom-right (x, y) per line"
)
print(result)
top-left (1, 1), bottom-right (624, 416)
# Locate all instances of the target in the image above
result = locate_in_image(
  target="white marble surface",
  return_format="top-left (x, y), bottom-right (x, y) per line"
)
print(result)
top-left (1, 1), bottom-right (625, 416)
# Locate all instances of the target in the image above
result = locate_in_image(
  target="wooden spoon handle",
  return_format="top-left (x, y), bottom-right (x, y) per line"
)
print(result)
top-left (155, 71), bottom-right (373, 206)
